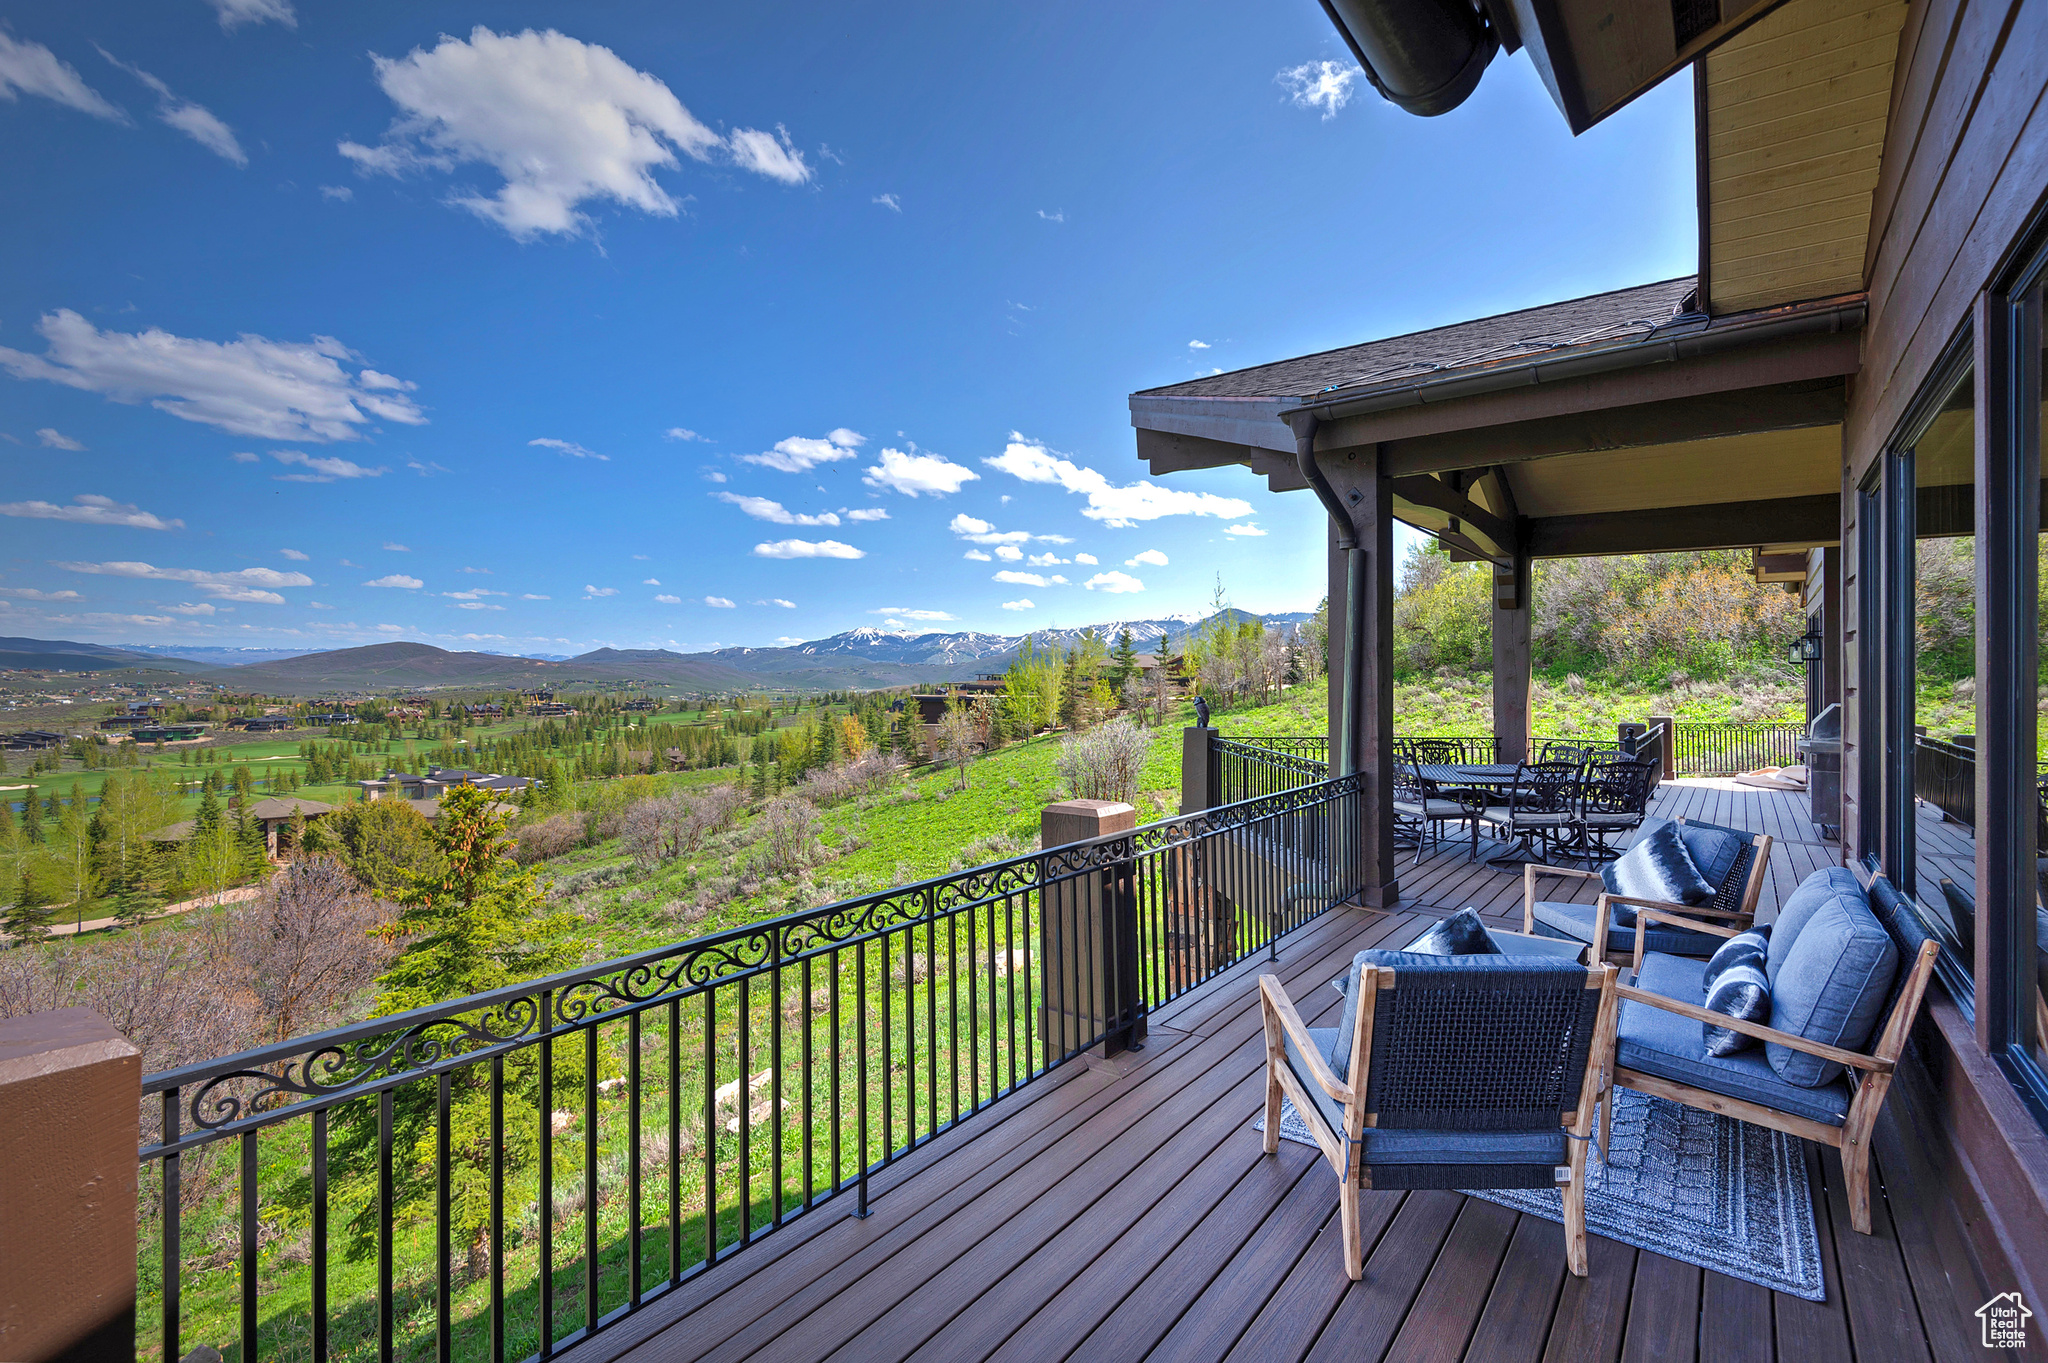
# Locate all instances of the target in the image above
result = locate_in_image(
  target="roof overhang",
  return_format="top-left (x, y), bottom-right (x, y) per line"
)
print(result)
top-left (1130, 291), bottom-right (1861, 560)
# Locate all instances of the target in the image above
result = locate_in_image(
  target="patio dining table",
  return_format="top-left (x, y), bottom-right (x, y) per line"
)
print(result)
top-left (1415, 763), bottom-right (1561, 868)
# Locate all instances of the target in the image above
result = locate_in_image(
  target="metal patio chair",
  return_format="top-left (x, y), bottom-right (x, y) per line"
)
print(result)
top-left (1393, 757), bottom-right (1487, 864)
top-left (1570, 756), bottom-right (1659, 862)
top-left (1480, 760), bottom-right (1584, 865)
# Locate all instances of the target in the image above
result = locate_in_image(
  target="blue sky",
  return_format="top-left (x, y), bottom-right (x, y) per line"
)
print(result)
top-left (0, 1), bottom-right (1697, 656)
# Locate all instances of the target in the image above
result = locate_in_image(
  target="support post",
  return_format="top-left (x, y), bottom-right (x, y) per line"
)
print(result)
top-left (1180, 726), bottom-right (1220, 815)
top-left (1647, 714), bottom-right (1676, 782)
top-left (0, 1009), bottom-right (141, 1363)
top-left (1039, 800), bottom-right (1145, 1058)
top-left (1492, 549), bottom-right (1533, 764)
top-left (1324, 447), bottom-right (1399, 908)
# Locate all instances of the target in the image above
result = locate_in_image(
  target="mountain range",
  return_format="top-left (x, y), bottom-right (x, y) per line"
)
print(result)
top-left (0, 611), bottom-right (1312, 696)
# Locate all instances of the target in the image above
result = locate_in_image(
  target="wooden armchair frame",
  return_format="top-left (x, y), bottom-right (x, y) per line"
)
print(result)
top-left (1258, 959), bottom-right (1620, 1278)
top-left (1520, 822), bottom-right (1773, 965)
top-left (1609, 904), bottom-right (1940, 1234)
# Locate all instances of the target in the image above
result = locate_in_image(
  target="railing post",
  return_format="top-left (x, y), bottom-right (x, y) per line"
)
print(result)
top-left (0, 1008), bottom-right (141, 1363)
top-left (1180, 726), bottom-right (1219, 814)
top-left (1040, 800), bottom-right (1145, 1058)
top-left (1647, 714), bottom-right (1675, 781)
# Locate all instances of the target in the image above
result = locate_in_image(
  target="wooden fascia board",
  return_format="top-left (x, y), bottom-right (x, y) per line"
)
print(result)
top-left (1382, 379), bottom-right (1845, 477)
top-left (1526, 492), bottom-right (1840, 556)
top-left (1127, 396), bottom-right (1296, 456)
top-left (1312, 328), bottom-right (1859, 453)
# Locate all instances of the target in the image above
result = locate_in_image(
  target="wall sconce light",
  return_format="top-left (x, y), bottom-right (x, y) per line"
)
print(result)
top-left (1787, 623), bottom-right (1824, 664)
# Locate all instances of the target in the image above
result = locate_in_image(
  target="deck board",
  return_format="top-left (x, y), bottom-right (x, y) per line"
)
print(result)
top-left (566, 780), bottom-right (1975, 1363)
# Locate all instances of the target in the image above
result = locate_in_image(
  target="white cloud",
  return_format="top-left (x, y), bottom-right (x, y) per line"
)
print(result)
top-left (631, 554), bottom-right (649, 560)
top-left (703, 470), bottom-right (727, 483)
top-left (100, 50), bottom-right (246, 164)
top-left (382, 542), bottom-right (410, 552)
top-left (0, 494), bottom-right (182, 530)
top-left (642, 577), bottom-right (661, 585)
top-left (986, 433), bottom-right (1252, 527)
top-left (280, 548), bottom-right (310, 560)
top-left (320, 184), bottom-right (353, 201)
top-left (166, 602), bottom-right (215, 615)
top-left (752, 538), bottom-right (864, 560)
top-left (406, 457), bottom-right (450, 476)
top-left (529, 437), bottom-right (607, 461)
top-left (207, 0), bottom-right (297, 31)
top-left (1037, 209), bottom-right (1064, 223)
top-left (663, 426), bottom-right (708, 442)
top-left (54, 559), bottom-right (310, 603)
top-left (715, 491), bottom-right (839, 526)
top-left (963, 549), bottom-right (992, 562)
top-left (946, 513), bottom-right (1030, 547)
top-left (1074, 552), bottom-right (1098, 565)
top-left (862, 446), bottom-right (979, 498)
top-left (1224, 523), bottom-right (1267, 537)
top-left (0, 34), bottom-right (125, 121)
top-left (873, 193), bottom-right (901, 211)
top-left (1084, 571), bottom-right (1145, 593)
top-left (452, 601), bottom-right (501, 611)
top-left (868, 607), bottom-right (955, 621)
top-left (726, 124), bottom-right (811, 184)
top-left (775, 635), bottom-right (803, 645)
top-left (338, 27), bottom-right (806, 239)
top-left (268, 450), bottom-right (387, 482)
top-left (521, 593), bottom-right (549, 600)
top-left (1000, 598), bottom-right (1034, 611)
top-left (231, 451), bottom-right (259, 463)
top-left (49, 612), bottom-right (175, 628)
top-left (842, 507), bottom-right (889, 522)
top-left (993, 570), bottom-right (1052, 587)
top-left (654, 593), bottom-right (681, 604)
top-left (994, 545), bottom-right (1024, 561)
top-left (741, 428), bottom-right (863, 473)
top-left (583, 585), bottom-right (618, 598)
top-left (36, 427), bottom-right (85, 450)
top-left (1278, 59), bottom-right (1364, 119)
top-left (1126, 549), bottom-right (1168, 567)
top-left (704, 596), bottom-right (736, 608)
top-left (1026, 552), bottom-right (1068, 567)
top-left (374, 624), bottom-right (404, 633)
top-left (442, 588), bottom-right (504, 600)
top-left (0, 311), bottom-right (423, 442)
top-left (760, 598), bottom-right (795, 608)
top-left (1188, 340), bottom-right (1210, 350)
top-left (0, 588), bottom-right (83, 601)
top-left (363, 574), bottom-right (422, 589)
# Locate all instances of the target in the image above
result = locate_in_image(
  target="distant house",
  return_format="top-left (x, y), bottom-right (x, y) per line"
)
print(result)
top-left (99, 714), bottom-right (150, 730)
top-left (132, 723), bottom-right (208, 743)
top-left (1, 730), bottom-right (62, 750)
top-left (234, 716), bottom-right (297, 733)
top-left (305, 712), bottom-right (359, 726)
top-left (357, 764), bottom-right (533, 804)
top-left (530, 702), bottom-right (576, 717)
top-left (458, 702), bottom-right (505, 719)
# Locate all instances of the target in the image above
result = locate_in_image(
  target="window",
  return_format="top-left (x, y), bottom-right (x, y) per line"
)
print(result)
top-left (2012, 270), bottom-right (2048, 1096)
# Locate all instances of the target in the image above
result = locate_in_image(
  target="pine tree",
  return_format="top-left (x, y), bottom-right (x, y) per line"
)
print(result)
top-left (1108, 628), bottom-right (1139, 693)
top-left (20, 790), bottom-right (42, 845)
top-left (194, 786), bottom-right (223, 838)
top-left (4, 864), bottom-right (50, 941)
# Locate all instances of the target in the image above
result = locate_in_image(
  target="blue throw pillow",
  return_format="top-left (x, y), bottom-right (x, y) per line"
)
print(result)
top-left (1767, 896), bottom-right (1899, 1087)
top-left (1701, 925), bottom-right (1771, 1056)
top-left (1602, 821), bottom-right (1715, 924)
top-left (1407, 908), bottom-right (1501, 956)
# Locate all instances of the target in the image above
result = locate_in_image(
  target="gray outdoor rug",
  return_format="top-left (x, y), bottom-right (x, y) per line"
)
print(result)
top-left (1256, 1085), bottom-right (1824, 1300)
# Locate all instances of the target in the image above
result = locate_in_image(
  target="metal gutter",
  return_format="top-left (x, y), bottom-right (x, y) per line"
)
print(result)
top-left (1283, 295), bottom-right (1866, 425)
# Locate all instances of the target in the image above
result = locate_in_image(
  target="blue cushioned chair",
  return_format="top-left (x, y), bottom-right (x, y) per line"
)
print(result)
top-left (1611, 870), bottom-right (1940, 1234)
top-left (1260, 951), bottom-right (1618, 1279)
top-left (1521, 817), bottom-right (1772, 962)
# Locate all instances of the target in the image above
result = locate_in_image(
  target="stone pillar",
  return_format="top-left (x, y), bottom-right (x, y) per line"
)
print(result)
top-left (0, 1009), bottom-right (141, 1363)
top-left (1492, 551), bottom-right (1532, 765)
top-left (1180, 726), bottom-right (1219, 815)
top-left (1039, 799), bottom-right (1144, 1058)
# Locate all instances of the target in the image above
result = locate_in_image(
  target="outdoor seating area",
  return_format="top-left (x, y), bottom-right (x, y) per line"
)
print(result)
top-left (564, 780), bottom-right (1984, 1363)
top-left (1397, 740), bottom-right (1660, 870)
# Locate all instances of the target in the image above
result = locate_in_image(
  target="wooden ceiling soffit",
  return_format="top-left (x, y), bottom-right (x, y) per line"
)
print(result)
top-left (1701, 0), bottom-right (1908, 314)
top-left (1504, 423), bottom-right (1841, 518)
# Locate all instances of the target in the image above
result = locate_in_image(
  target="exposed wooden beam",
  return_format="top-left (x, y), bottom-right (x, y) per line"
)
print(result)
top-left (1134, 427), bottom-right (1258, 474)
top-left (1389, 475), bottom-right (1516, 553)
top-left (1526, 494), bottom-right (1840, 557)
top-left (1379, 380), bottom-right (1845, 477)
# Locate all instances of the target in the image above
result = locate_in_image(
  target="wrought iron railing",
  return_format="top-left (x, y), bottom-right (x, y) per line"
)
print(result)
top-left (1215, 736), bottom-right (1330, 806)
top-left (135, 774), bottom-right (1367, 1363)
top-left (1668, 723), bottom-right (1805, 777)
top-left (1914, 734), bottom-right (1976, 827)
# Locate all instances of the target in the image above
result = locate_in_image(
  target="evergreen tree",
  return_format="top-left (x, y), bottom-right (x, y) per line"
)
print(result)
top-left (4, 864), bottom-right (50, 940)
top-left (20, 790), bottom-right (41, 845)
top-left (305, 786), bottom-right (577, 1266)
top-left (194, 786), bottom-right (223, 838)
top-left (1108, 628), bottom-right (1140, 693)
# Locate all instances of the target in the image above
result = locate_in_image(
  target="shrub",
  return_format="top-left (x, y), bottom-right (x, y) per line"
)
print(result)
top-left (325, 798), bottom-right (442, 897)
top-left (1055, 717), bottom-right (1149, 806)
top-left (514, 811), bottom-right (585, 865)
top-left (795, 750), bottom-right (901, 806)
top-left (755, 797), bottom-right (823, 877)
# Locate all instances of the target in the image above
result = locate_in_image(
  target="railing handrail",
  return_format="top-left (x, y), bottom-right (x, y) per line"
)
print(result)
top-left (140, 771), bottom-right (1367, 1140)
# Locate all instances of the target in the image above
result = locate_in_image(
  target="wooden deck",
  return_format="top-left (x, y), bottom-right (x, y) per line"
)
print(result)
top-left (565, 782), bottom-right (1992, 1363)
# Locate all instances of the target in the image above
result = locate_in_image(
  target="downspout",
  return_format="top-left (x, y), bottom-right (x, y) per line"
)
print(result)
top-left (1288, 412), bottom-right (1362, 780)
